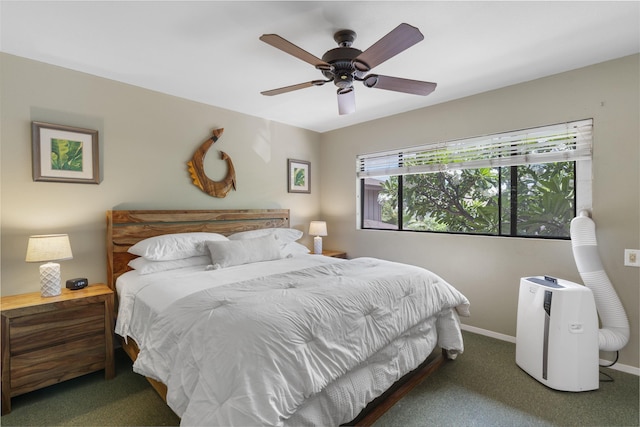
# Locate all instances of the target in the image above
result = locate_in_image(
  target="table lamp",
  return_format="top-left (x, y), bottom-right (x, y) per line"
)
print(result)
top-left (25, 234), bottom-right (73, 297)
top-left (309, 221), bottom-right (328, 254)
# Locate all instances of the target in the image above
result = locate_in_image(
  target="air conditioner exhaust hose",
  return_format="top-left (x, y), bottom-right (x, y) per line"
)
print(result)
top-left (570, 211), bottom-right (629, 352)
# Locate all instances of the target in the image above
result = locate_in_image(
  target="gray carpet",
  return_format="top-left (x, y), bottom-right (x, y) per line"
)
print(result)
top-left (373, 332), bottom-right (639, 427)
top-left (2, 331), bottom-right (638, 426)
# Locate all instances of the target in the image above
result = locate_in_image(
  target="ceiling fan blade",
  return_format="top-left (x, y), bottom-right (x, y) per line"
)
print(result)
top-left (337, 88), bottom-right (355, 115)
top-left (353, 23), bottom-right (424, 72)
top-left (260, 34), bottom-right (331, 70)
top-left (363, 74), bottom-right (437, 96)
top-left (261, 80), bottom-right (328, 96)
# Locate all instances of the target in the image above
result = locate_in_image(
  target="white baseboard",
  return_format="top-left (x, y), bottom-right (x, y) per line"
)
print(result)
top-left (460, 324), bottom-right (639, 377)
top-left (598, 359), bottom-right (640, 376)
top-left (461, 324), bottom-right (516, 343)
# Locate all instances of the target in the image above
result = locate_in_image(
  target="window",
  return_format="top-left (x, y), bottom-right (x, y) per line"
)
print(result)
top-left (357, 119), bottom-right (592, 239)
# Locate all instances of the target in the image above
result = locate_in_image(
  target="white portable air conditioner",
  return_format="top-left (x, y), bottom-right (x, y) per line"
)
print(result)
top-left (515, 276), bottom-right (599, 391)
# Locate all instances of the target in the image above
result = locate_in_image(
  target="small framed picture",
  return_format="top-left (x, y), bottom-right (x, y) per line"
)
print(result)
top-left (287, 159), bottom-right (310, 193)
top-left (32, 121), bottom-right (100, 184)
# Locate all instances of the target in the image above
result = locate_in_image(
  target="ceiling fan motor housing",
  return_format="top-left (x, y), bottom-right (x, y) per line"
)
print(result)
top-left (321, 47), bottom-right (365, 88)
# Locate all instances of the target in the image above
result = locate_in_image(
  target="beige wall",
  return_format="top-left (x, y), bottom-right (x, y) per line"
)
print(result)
top-left (319, 55), bottom-right (640, 370)
top-left (1, 53), bottom-right (322, 296)
top-left (1, 53), bottom-right (638, 370)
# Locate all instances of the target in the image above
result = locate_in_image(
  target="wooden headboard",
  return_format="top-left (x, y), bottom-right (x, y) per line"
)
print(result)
top-left (106, 209), bottom-right (290, 291)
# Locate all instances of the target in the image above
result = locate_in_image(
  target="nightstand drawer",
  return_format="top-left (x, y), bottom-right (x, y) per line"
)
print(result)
top-left (10, 334), bottom-right (106, 395)
top-left (10, 304), bottom-right (105, 355)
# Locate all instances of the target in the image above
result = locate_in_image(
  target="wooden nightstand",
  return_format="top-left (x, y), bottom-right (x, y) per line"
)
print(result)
top-left (1, 284), bottom-right (115, 415)
top-left (320, 250), bottom-right (347, 259)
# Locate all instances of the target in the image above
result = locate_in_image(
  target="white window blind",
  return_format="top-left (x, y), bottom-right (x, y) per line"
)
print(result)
top-left (357, 119), bottom-right (593, 178)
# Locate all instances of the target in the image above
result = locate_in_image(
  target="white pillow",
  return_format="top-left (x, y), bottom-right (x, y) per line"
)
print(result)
top-left (228, 228), bottom-right (303, 243)
top-left (228, 228), bottom-right (304, 258)
top-left (128, 255), bottom-right (211, 275)
top-left (282, 241), bottom-right (310, 257)
top-left (128, 232), bottom-right (229, 261)
top-left (205, 235), bottom-right (283, 269)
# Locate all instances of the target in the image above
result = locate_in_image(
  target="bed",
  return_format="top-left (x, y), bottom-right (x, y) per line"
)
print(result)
top-left (107, 209), bottom-right (469, 426)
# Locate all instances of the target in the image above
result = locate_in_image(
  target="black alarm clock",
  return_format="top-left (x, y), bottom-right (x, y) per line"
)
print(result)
top-left (66, 277), bottom-right (88, 290)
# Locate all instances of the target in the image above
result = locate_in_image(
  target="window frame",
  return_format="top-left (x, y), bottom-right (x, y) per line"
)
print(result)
top-left (356, 119), bottom-right (592, 239)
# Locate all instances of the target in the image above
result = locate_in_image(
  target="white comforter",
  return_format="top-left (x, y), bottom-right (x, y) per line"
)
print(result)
top-left (128, 257), bottom-right (469, 426)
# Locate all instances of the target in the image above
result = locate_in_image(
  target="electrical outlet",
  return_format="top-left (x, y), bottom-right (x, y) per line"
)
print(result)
top-left (624, 249), bottom-right (640, 267)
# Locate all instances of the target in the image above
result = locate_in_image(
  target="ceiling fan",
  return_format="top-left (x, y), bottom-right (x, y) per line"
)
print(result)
top-left (259, 23), bottom-right (437, 115)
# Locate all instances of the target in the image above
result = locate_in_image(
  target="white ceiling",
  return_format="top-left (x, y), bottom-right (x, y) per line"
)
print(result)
top-left (1, 1), bottom-right (638, 133)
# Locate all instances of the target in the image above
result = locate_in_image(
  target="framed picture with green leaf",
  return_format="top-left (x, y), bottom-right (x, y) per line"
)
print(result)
top-left (287, 159), bottom-right (310, 193)
top-left (31, 121), bottom-right (100, 184)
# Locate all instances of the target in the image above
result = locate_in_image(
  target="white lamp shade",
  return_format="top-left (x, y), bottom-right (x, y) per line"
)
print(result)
top-left (26, 234), bottom-right (73, 262)
top-left (309, 221), bottom-right (328, 237)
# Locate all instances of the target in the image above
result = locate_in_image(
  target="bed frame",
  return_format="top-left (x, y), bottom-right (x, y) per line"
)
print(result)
top-left (106, 208), bottom-right (448, 426)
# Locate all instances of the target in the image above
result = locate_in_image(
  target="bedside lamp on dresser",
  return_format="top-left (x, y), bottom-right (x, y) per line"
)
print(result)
top-left (309, 221), bottom-right (328, 254)
top-left (25, 234), bottom-right (73, 297)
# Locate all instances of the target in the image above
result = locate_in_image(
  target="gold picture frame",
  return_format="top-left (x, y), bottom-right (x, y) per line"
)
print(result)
top-left (287, 159), bottom-right (310, 193)
top-left (32, 121), bottom-right (100, 184)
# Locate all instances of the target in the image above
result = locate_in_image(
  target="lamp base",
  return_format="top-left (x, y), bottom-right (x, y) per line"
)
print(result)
top-left (313, 236), bottom-right (323, 255)
top-left (40, 262), bottom-right (62, 297)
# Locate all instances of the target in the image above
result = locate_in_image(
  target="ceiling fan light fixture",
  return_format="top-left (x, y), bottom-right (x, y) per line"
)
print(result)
top-left (337, 87), bottom-right (355, 115)
top-left (335, 71), bottom-right (353, 88)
